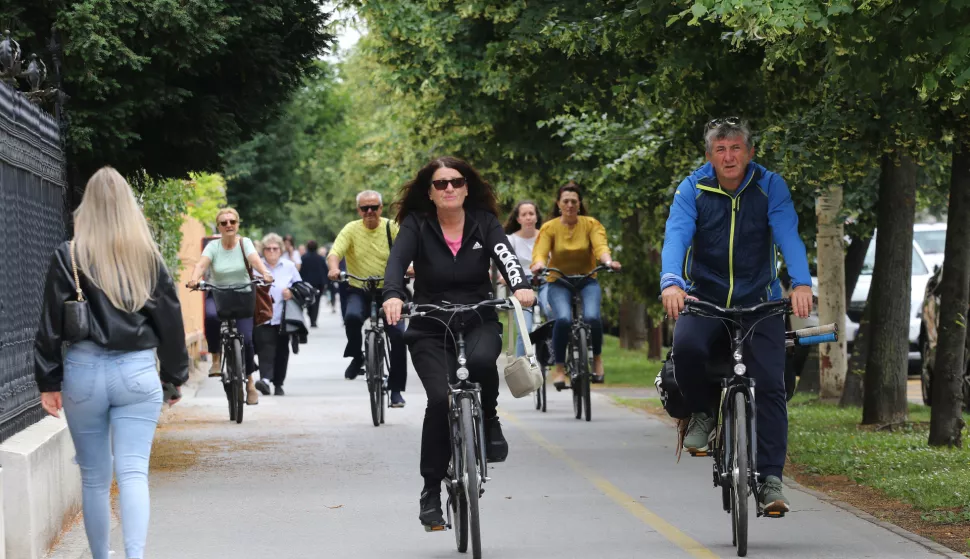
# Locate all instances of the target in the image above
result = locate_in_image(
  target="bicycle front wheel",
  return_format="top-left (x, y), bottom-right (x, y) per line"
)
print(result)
top-left (366, 332), bottom-right (380, 427)
top-left (460, 398), bottom-right (483, 558)
top-left (231, 338), bottom-right (245, 424)
top-left (731, 391), bottom-right (749, 556)
top-left (578, 328), bottom-right (592, 422)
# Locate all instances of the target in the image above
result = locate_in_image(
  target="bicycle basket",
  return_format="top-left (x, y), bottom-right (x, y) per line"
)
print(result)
top-left (655, 350), bottom-right (691, 420)
top-left (211, 286), bottom-right (256, 321)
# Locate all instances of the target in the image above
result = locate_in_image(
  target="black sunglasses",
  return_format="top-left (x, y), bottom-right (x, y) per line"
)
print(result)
top-left (707, 116), bottom-right (742, 130)
top-left (359, 204), bottom-right (381, 213)
top-left (431, 177), bottom-right (467, 190)
top-left (219, 219), bottom-right (238, 227)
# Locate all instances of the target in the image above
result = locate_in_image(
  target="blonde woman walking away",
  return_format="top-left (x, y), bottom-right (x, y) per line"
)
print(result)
top-left (35, 166), bottom-right (189, 559)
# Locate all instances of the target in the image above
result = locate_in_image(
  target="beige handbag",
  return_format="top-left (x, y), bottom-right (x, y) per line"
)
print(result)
top-left (504, 297), bottom-right (543, 398)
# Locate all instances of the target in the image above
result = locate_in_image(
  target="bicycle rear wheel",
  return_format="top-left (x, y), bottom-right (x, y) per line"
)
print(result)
top-left (731, 391), bottom-right (749, 556)
top-left (460, 398), bottom-right (483, 559)
top-left (231, 339), bottom-right (244, 424)
top-left (366, 332), bottom-right (380, 427)
top-left (578, 328), bottom-right (592, 422)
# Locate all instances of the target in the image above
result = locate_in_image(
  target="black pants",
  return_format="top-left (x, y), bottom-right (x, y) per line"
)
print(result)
top-left (671, 312), bottom-right (787, 479)
top-left (306, 284), bottom-right (323, 327)
top-left (343, 287), bottom-right (407, 392)
top-left (255, 324), bottom-right (291, 387)
top-left (407, 321), bottom-right (501, 485)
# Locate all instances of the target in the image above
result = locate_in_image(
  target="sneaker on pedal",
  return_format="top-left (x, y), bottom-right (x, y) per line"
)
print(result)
top-left (484, 417), bottom-right (509, 463)
top-left (759, 476), bottom-right (790, 514)
top-left (344, 357), bottom-right (363, 380)
top-left (419, 490), bottom-right (445, 531)
top-left (683, 412), bottom-right (716, 453)
top-left (390, 391), bottom-right (406, 408)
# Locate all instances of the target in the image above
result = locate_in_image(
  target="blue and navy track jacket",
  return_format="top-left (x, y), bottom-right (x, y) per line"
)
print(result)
top-left (660, 161), bottom-right (811, 307)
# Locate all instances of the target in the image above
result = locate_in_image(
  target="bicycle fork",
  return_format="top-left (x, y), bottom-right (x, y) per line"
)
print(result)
top-left (715, 331), bottom-right (761, 508)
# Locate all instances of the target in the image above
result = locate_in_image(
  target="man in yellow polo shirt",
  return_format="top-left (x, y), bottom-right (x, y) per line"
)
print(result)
top-left (327, 190), bottom-right (408, 407)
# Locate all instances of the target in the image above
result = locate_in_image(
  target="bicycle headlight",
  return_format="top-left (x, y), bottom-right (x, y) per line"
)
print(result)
top-left (457, 367), bottom-right (470, 380)
top-left (458, 355), bottom-right (467, 366)
top-left (734, 363), bottom-right (747, 376)
top-left (734, 350), bottom-right (743, 362)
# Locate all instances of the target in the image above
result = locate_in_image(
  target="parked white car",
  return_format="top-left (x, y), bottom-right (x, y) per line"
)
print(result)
top-left (792, 235), bottom-right (931, 370)
top-left (913, 223), bottom-right (946, 271)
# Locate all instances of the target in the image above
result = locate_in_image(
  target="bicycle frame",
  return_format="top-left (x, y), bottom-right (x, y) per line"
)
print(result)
top-left (449, 329), bottom-right (488, 491)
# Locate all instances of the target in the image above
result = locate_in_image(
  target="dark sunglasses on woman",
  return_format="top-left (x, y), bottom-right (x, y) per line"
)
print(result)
top-left (431, 177), bottom-right (467, 190)
top-left (219, 219), bottom-right (238, 227)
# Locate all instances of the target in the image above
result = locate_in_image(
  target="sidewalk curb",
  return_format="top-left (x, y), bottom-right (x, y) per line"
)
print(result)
top-left (782, 478), bottom-right (966, 559)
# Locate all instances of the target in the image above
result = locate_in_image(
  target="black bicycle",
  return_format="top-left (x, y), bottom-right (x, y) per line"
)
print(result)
top-left (537, 264), bottom-right (617, 421)
top-left (681, 298), bottom-right (837, 556)
top-left (400, 298), bottom-right (521, 559)
top-left (190, 280), bottom-right (268, 424)
top-left (339, 272), bottom-right (391, 427)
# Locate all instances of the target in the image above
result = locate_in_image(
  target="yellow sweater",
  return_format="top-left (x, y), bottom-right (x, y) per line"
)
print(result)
top-left (330, 218), bottom-right (399, 289)
top-left (533, 216), bottom-right (610, 280)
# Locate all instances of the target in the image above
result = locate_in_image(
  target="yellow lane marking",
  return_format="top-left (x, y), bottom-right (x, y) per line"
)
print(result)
top-left (502, 410), bottom-right (721, 559)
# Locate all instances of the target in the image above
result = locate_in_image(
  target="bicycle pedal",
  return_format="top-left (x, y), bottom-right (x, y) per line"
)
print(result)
top-left (764, 510), bottom-right (786, 518)
top-left (688, 450), bottom-right (709, 457)
top-left (425, 524), bottom-right (447, 532)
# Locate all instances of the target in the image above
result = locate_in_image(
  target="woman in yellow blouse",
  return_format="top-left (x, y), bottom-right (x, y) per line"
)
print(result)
top-left (531, 183), bottom-right (621, 389)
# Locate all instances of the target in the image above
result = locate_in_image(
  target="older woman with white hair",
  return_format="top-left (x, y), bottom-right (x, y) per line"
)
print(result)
top-left (35, 166), bottom-right (188, 559)
top-left (188, 207), bottom-right (274, 405)
top-left (253, 233), bottom-right (302, 396)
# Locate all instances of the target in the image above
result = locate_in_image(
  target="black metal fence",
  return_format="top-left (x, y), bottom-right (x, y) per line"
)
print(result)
top-left (0, 81), bottom-right (67, 444)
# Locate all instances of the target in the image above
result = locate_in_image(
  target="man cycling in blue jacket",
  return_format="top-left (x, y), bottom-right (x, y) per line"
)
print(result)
top-left (660, 118), bottom-right (813, 514)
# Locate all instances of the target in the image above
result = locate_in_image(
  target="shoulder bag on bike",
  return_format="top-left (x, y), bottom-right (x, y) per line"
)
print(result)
top-left (63, 240), bottom-right (91, 342)
top-left (241, 240), bottom-right (273, 326)
top-left (504, 297), bottom-right (544, 398)
top-left (655, 349), bottom-right (691, 420)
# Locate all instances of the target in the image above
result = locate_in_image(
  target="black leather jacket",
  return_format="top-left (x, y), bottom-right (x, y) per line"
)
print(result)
top-left (34, 241), bottom-right (189, 392)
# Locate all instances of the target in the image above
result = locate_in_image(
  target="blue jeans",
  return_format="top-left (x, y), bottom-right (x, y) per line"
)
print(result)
top-left (547, 278), bottom-right (603, 363)
top-left (62, 342), bottom-right (163, 559)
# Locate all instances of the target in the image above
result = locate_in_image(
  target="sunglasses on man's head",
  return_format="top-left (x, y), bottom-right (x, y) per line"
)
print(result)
top-left (431, 177), bottom-right (467, 190)
top-left (219, 219), bottom-right (238, 227)
top-left (359, 205), bottom-right (381, 213)
top-left (707, 116), bottom-right (742, 130)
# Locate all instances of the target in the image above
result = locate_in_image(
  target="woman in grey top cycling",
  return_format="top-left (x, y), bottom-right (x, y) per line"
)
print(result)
top-left (187, 207), bottom-right (274, 405)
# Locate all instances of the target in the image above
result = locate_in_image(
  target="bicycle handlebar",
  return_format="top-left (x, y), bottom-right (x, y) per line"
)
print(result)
top-left (683, 298), bottom-right (791, 317)
top-left (188, 279), bottom-right (271, 292)
top-left (537, 264), bottom-right (616, 283)
top-left (399, 298), bottom-right (512, 319)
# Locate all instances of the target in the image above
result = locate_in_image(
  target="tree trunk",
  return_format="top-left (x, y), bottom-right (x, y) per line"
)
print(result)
top-left (840, 302), bottom-right (870, 407)
top-left (647, 316), bottom-right (663, 359)
top-left (928, 140), bottom-right (970, 447)
top-left (619, 299), bottom-right (647, 350)
top-left (862, 153), bottom-right (917, 425)
top-left (816, 186), bottom-right (848, 398)
top-left (844, 233), bottom-right (872, 306)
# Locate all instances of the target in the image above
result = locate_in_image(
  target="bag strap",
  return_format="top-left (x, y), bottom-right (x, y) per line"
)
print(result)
top-left (386, 219), bottom-right (393, 251)
top-left (505, 297), bottom-right (535, 360)
top-left (69, 240), bottom-right (85, 302)
top-left (239, 238), bottom-right (256, 279)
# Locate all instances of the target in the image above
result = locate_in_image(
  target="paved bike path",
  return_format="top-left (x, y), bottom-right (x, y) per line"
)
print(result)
top-left (48, 307), bottom-right (956, 559)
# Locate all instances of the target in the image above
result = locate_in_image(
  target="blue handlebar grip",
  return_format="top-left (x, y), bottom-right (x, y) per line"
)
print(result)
top-left (797, 333), bottom-right (837, 346)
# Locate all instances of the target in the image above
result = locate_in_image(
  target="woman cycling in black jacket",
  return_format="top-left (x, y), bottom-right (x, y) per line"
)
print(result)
top-left (383, 156), bottom-right (535, 531)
